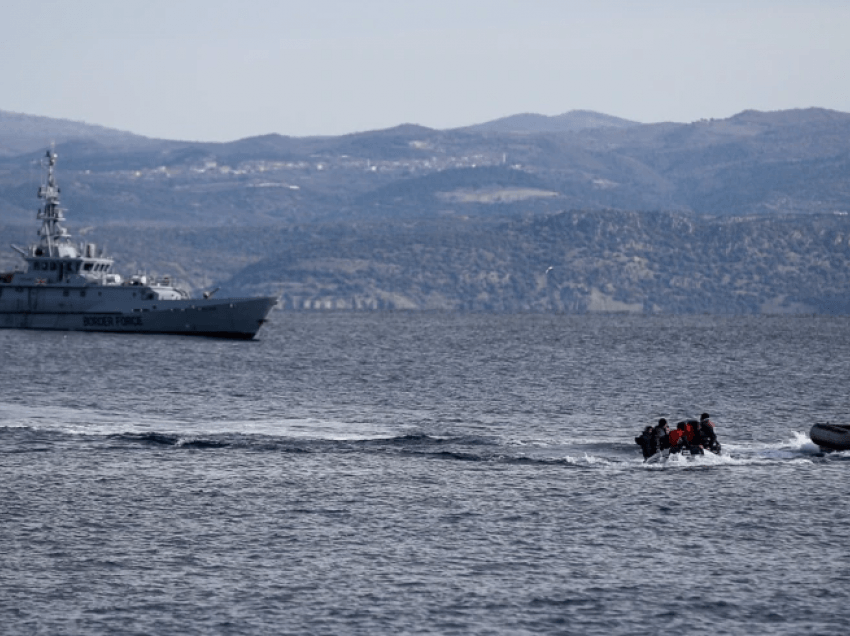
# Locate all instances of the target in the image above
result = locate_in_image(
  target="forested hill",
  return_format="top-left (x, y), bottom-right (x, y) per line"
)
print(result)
top-left (223, 209), bottom-right (850, 314)
top-left (4, 209), bottom-right (847, 314)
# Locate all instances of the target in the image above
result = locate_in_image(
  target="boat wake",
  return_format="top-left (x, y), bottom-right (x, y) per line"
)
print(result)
top-left (1, 420), bottom-right (844, 470)
top-left (1, 398), bottom-right (843, 468)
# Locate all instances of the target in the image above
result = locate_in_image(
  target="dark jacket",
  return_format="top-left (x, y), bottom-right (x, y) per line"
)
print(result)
top-left (699, 420), bottom-right (721, 453)
top-left (635, 428), bottom-right (655, 459)
top-left (649, 426), bottom-right (670, 455)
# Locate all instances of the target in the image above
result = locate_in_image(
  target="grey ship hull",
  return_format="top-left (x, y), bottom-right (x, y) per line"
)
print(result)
top-left (2, 149), bottom-right (278, 340)
top-left (0, 289), bottom-right (277, 339)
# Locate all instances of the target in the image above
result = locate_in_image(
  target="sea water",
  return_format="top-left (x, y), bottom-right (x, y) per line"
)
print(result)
top-left (1, 313), bottom-right (849, 635)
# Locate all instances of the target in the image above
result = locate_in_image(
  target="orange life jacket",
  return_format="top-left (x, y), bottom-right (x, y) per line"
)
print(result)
top-left (684, 422), bottom-right (698, 443)
top-left (669, 429), bottom-right (685, 446)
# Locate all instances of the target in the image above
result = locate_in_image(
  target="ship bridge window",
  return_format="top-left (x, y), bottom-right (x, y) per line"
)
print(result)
top-left (84, 263), bottom-right (93, 271)
top-left (50, 262), bottom-right (57, 271)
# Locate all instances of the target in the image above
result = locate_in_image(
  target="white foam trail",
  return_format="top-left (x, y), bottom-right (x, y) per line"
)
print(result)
top-left (561, 453), bottom-right (633, 474)
top-left (721, 430), bottom-right (823, 462)
top-left (258, 418), bottom-right (403, 441)
top-left (506, 436), bottom-right (616, 448)
top-left (788, 431), bottom-right (822, 453)
top-left (0, 402), bottom-right (406, 441)
top-left (564, 453), bottom-right (611, 466)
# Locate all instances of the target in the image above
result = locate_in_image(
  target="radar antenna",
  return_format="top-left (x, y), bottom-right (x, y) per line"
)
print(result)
top-left (36, 146), bottom-right (72, 256)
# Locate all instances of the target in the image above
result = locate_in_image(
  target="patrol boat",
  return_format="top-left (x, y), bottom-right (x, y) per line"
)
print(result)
top-left (0, 149), bottom-right (277, 339)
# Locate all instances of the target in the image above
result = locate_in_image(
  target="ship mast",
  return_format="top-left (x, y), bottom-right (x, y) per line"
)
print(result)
top-left (36, 147), bottom-right (72, 256)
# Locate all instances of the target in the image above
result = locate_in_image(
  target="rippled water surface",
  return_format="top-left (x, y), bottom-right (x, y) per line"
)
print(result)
top-left (2, 313), bottom-right (850, 635)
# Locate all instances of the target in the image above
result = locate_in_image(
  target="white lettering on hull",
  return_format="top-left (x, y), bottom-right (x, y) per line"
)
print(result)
top-left (83, 315), bottom-right (144, 327)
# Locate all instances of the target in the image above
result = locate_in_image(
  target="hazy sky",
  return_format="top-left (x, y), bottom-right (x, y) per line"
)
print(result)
top-left (2, 0), bottom-right (848, 141)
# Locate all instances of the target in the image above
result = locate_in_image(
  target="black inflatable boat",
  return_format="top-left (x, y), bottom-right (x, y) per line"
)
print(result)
top-left (809, 422), bottom-right (850, 451)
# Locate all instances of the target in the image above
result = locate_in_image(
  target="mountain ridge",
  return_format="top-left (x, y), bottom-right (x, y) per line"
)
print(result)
top-left (0, 108), bottom-right (638, 151)
top-left (1, 106), bottom-right (849, 228)
top-left (461, 109), bottom-right (641, 134)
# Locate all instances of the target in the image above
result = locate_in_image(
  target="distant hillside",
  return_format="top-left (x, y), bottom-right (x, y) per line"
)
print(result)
top-left (217, 209), bottom-right (850, 314)
top-left (4, 207), bottom-right (849, 314)
top-left (3, 107), bottom-right (850, 315)
top-left (0, 110), bottom-right (156, 157)
top-left (1, 107), bottom-right (850, 227)
top-left (463, 110), bottom-right (640, 134)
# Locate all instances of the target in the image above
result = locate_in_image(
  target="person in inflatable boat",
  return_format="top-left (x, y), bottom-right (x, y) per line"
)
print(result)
top-left (698, 413), bottom-right (721, 454)
top-left (635, 418), bottom-right (671, 458)
top-left (638, 414), bottom-right (721, 458)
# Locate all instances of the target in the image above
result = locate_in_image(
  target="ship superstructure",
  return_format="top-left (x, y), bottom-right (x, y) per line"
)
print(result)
top-left (0, 149), bottom-right (277, 338)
